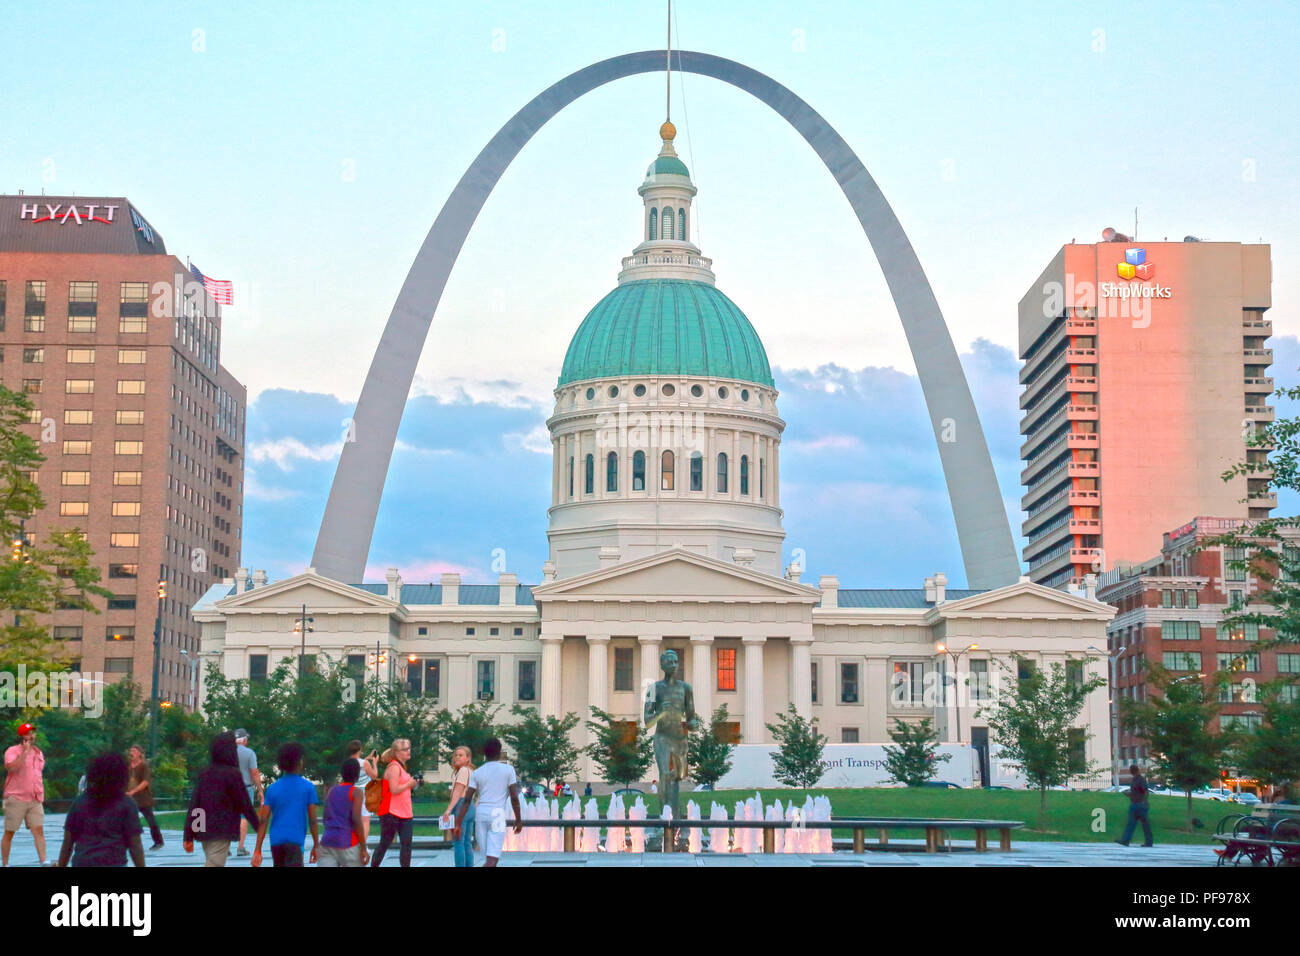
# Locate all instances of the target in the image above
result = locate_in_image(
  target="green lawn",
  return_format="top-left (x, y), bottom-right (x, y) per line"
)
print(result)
top-left (155, 788), bottom-right (1229, 844)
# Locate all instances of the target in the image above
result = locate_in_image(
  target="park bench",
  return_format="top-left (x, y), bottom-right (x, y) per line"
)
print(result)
top-left (399, 814), bottom-right (1024, 854)
top-left (1212, 809), bottom-right (1300, 867)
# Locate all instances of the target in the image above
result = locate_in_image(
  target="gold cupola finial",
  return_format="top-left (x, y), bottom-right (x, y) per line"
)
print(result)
top-left (660, 120), bottom-right (676, 142)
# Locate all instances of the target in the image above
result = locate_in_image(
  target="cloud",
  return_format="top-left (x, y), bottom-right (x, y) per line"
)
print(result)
top-left (249, 437), bottom-right (344, 470)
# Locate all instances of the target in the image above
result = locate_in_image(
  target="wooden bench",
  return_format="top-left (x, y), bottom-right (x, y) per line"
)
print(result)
top-left (401, 815), bottom-right (1024, 854)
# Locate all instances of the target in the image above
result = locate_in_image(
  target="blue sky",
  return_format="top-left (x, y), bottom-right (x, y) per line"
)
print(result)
top-left (3, 1), bottom-right (1297, 586)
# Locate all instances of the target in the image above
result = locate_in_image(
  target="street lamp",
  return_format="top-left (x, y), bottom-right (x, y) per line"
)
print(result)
top-left (181, 649), bottom-right (222, 712)
top-left (1088, 642), bottom-right (1132, 787)
top-left (935, 642), bottom-right (978, 744)
top-left (149, 578), bottom-right (166, 760)
top-left (292, 604), bottom-right (315, 678)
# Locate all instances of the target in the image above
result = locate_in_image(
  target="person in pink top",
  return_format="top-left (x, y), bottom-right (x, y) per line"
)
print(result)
top-left (3, 722), bottom-right (50, 867)
top-left (369, 738), bottom-right (419, 867)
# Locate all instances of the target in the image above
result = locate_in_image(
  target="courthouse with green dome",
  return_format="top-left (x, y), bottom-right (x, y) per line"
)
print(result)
top-left (197, 125), bottom-right (1115, 788)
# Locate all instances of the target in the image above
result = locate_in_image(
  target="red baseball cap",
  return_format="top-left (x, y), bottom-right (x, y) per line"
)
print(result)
top-left (17, 723), bottom-right (34, 737)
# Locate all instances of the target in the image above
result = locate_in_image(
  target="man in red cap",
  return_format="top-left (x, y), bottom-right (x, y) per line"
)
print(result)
top-left (3, 723), bottom-right (49, 866)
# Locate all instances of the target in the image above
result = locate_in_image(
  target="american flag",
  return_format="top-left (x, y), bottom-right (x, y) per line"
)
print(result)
top-left (189, 263), bottom-right (234, 305)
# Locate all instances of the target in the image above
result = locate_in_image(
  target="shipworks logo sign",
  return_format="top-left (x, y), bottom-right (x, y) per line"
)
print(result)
top-left (19, 202), bottom-right (120, 225)
top-left (1100, 248), bottom-right (1171, 300)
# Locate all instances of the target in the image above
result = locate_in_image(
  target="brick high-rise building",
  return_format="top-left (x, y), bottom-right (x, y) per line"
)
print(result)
top-left (1097, 516), bottom-right (1300, 785)
top-left (0, 195), bottom-right (246, 708)
top-left (1018, 236), bottom-right (1273, 589)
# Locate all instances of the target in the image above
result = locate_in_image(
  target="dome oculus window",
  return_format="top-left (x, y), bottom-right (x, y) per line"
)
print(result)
top-left (690, 384), bottom-right (703, 398)
top-left (608, 385), bottom-right (620, 398)
top-left (633, 384), bottom-right (646, 397)
top-left (717, 386), bottom-right (729, 399)
top-left (661, 383), bottom-right (676, 397)
top-left (585, 387), bottom-right (595, 400)
top-left (740, 389), bottom-right (750, 402)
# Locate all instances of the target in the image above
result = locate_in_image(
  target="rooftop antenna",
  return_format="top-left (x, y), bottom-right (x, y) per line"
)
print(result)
top-left (666, 0), bottom-right (671, 123)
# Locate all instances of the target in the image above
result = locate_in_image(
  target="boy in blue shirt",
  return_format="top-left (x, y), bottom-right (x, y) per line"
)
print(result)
top-left (252, 742), bottom-right (319, 867)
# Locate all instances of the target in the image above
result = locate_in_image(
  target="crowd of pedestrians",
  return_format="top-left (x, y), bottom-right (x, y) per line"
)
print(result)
top-left (0, 720), bottom-right (523, 867)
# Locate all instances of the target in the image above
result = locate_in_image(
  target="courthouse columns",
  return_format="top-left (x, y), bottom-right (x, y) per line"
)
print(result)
top-left (539, 636), bottom-right (563, 718)
top-left (690, 635), bottom-right (713, 720)
top-left (791, 637), bottom-right (813, 719)
top-left (742, 636), bottom-right (766, 743)
top-left (586, 635), bottom-right (610, 717)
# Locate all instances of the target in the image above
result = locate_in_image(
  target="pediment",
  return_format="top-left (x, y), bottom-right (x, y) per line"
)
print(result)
top-left (532, 548), bottom-right (820, 603)
top-left (936, 581), bottom-right (1114, 620)
top-left (215, 572), bottom-right (401, 614)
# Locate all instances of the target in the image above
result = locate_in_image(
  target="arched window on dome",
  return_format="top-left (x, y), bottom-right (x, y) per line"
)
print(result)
top-left (661, 450), bottom-right (675, 491)
top-left (606, 452), bottom-right (618, 493)
top-left (648, 208), bottom-right (658, 241)
top-left (584, 454), bottom-right (594, 495)
top-left (740, 455), bottom-right (749, 496)
top-left (632, 451), bottom-right (646, 491)
top-left (679, 207), bottom-right (688, 240)
top-left (662, 207), bottom-right (676, 243)
top-left (716, 452), bottom-right (728, 494)
top-left (689, 451), bottom-right (703, 492)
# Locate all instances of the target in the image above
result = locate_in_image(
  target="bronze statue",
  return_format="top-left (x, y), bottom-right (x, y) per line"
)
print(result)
top-left (643, 648), bottom-right (700, 827)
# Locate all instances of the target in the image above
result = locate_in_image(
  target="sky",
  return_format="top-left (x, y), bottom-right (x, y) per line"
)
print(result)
top-left (3, 1), bottom-right (1298, 587)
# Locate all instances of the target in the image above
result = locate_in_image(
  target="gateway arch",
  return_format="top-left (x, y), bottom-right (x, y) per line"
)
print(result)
top-left (311, 50), bottom-right (1020, 589)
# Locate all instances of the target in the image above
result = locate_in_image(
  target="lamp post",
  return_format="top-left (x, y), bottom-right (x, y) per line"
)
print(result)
top-left (293, 604), bottom-right (314, 678)
top-left (935, 642), bottom-right (978, 744)
top-left (149, 578), bottom-right (166, 761)
top-left (1088, 642), bottom-right (1131, 787)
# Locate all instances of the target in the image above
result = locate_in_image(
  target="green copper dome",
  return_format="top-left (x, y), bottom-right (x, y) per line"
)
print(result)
top-left (646, 155), bottom-right (690, 177)
top-left (559, 279), bottom-right (773, 387)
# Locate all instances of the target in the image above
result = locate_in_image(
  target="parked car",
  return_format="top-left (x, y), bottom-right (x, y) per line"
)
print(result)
top-left (1235, 791), bottom-right (1262, 806)
top-left (920, 781), bottom-right (962, 789)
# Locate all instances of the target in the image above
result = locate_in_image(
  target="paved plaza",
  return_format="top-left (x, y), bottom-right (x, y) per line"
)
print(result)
top-left (4, 817), bottom-right (1223, 867)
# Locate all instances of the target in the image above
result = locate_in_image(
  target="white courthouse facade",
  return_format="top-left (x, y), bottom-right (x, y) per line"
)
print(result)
top-left (195, 126), bottom-right (1115, 787)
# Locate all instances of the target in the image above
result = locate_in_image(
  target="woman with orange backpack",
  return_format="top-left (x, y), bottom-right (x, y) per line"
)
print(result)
top-left (369, 739), bottom-right (418, 867)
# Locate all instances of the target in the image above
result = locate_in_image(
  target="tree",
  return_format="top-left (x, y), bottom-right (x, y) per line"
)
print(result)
top-left (369, 675), bottom-right (443, 778)
top-left (502, 705), bottom-right (580, 788)
top-left (766, 704), bottom-right (827, 790)
top-left (1228, 679), bottom-right (1300, 803)
top-left (0, 385), bottom-right (111, 715)
top-left (687, 705), bottom-right (737, 788)
top-left (882, 717), bottom-right (951, 787)
top-left (978, 654), bottom-right (1105, 824)
top-left (433, 701), bottom-right (501, 766)
top-left (1119, 663), bottom-right (1226, 829)
top-left (1210, 378), bottom-right (1300, 649)
top-left (584, 706), bottom-right (653, 789)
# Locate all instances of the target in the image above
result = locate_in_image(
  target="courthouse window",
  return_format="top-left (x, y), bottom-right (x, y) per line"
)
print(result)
top-left (1225, 548), bottom-right (1247, 582)
top-left (476, 660), bottom-right (495, 700)
top-left (517, 660), bottom-right (536, 701)
top-left (614, 647), bottom-right (634, 692)
top-left (841, 662), bottom-right (860, 704)
top-left (1217, 653), bottom-right (1260, 673)
top-left (1217, 621), bottom-right (1259, 642)
top-left (716, 648), bottom-right (736, 691)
